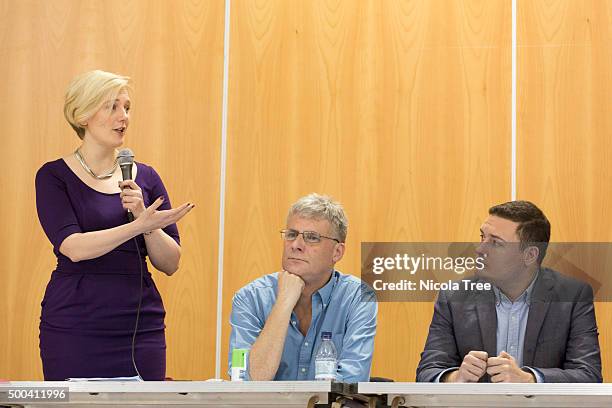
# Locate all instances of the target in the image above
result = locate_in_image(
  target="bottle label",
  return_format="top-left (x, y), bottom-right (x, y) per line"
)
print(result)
top-left (315, 360), bottom-right (337, 380)
top-left (231, 348), bottom-right (249, 381)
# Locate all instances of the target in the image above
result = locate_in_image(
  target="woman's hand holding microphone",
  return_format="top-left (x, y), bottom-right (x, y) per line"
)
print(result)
top-left (119, 180), bottom-right (194, 234)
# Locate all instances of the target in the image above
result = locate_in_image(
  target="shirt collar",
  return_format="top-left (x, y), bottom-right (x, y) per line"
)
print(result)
top-left (494, 269), bottom-right (539, 306)
top-left (316, 270), bottom-right (338, 306)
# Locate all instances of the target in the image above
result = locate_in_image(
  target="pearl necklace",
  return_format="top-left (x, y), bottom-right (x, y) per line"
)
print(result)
top-left (74, 148), bottom-right (118, 179)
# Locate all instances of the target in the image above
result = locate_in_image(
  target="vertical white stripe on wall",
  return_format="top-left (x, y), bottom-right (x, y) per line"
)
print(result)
top-left (511, 0), bottom-right (517, 200)
top-left (215, 0), bottom-right (231, 379)
top-left (211, 0), bottom-right (519, 378)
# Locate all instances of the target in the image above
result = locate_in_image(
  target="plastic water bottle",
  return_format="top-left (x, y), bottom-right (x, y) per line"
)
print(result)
top-left (314, 332), bottom-right (337, 381)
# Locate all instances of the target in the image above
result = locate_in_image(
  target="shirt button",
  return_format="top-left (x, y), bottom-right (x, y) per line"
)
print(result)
top-left (292, 321), bottom-right (296, 325)
top-left (301, 368), bottom-right (306, 372)
top-left (304, 342), bottom-right (309, 347)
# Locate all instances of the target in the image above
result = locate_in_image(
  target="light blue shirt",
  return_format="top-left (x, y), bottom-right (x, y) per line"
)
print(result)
top-left (494, 280), bottom-right (533, 367)
top-left (494, 274), bottom-right (544, 382)
top-left (228, 270), bottom-right (377, 382)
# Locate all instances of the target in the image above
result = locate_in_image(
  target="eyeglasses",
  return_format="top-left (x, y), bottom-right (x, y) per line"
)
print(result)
top-left (280, 229), bottom-right (341, 244)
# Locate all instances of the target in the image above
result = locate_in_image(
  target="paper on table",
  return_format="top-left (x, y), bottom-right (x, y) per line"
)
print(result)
top-left (66, 376), bottom-right (142, 382)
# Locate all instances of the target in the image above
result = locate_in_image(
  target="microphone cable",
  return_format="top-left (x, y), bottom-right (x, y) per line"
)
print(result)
top-left (117, 149), bottom-right (144, 380)
top-left (130, 235), bottom-right (145, 381)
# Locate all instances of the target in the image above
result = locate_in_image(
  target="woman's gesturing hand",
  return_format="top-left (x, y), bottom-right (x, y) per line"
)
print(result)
top-left (135, 196), bottom-right (195, 234)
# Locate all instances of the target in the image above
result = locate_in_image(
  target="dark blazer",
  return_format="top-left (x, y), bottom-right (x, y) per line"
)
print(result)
top-left (416, 268), bottom-right (602, 383)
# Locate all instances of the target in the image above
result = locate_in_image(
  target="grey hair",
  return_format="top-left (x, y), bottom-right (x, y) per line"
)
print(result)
top-left (287, 193), bottom-right (348, 242)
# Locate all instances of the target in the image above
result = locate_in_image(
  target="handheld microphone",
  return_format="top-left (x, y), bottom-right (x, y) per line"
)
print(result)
top-left (117, 148), bottom-right (135, 222)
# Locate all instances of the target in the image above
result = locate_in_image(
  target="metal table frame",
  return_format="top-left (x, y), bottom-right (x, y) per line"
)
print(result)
top-left (0, 381), bottom-right (337, 407)
top-left (357, 382), bottom-right (612, 407)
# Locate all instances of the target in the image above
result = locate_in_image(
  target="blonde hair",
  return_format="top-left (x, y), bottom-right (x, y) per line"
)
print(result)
top-left (64, 70), bottom-right (130, 139)
top-left (288, 193), bottom-right (348, 242)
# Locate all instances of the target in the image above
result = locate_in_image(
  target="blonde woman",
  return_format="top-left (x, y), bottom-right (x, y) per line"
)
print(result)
top-left (35, 70), bottom-right (194, 380)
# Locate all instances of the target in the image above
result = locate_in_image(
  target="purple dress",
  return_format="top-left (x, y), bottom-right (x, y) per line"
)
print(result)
top-left (35, 159), bottom-right (179, 380)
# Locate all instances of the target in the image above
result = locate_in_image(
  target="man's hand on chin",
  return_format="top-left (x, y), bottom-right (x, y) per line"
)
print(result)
top-left (276, 270), bottom-right (305, 308)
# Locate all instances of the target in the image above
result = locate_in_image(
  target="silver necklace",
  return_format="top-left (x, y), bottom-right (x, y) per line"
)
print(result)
top-left (74, 148), bottom-right (118, 179)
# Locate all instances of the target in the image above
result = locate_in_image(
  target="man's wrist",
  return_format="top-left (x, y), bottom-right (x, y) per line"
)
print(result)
top-left (273, 297), bottom-right (296, 314)
top-left (441, 370), bottom-right (458, 383)
top-left (521, 368), bottom-right (536, 383)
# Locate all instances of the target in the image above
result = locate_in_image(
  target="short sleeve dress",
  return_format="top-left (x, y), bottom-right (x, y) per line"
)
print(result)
top-left (35, 159), bottom-right (179, 380)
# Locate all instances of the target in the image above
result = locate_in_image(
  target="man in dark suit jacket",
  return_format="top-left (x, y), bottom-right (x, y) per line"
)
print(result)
top-left (417, 201), bottom-right (602, 383)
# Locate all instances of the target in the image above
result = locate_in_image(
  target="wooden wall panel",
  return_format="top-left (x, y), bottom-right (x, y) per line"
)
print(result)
top-left (222, 0), bottom-right (510, 381)
top-left (14, 0), bottom-right (610, 384)
top-left (518, 0), bottom-right (612, 381)
top-left (0, 0), bottom-right (224, 380)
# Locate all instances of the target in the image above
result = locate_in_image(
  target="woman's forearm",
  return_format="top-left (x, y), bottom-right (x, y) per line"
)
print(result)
top-left (144, 229), bottom-right (181, 275)
top-left (59, 202), bottom-right (185, 274)
top-left (59, 220), bottom-right (145, 262)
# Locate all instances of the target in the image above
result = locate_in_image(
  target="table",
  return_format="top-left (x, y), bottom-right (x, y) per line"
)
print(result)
top-left (0, 381), bottom-right (336, 407)
top-left (4, 382), bottom-right (612, 407)
top-left (357, 382), bottom-right (612, 407)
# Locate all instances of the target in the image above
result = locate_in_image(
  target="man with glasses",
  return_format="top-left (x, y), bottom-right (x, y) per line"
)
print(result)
top-left (417, 201), bottom-right (601, 383)
top-left (228, 193), bottom-right (377, 381)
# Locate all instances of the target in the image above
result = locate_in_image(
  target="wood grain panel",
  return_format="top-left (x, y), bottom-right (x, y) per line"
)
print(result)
top-left (0, 0), bottom-right (224, 380)
top-left (222, 0), bottom-right (510, 381)
top-left (518, 0), bottom-right (612, 381)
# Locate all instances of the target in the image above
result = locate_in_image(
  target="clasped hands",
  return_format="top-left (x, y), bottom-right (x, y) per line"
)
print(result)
top-left (443, 351), bottom-right (536, 383)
